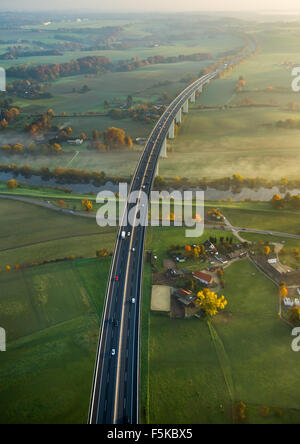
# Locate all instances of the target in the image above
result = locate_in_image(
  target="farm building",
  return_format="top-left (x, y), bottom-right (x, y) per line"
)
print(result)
top-left (67, 138), bottom-right (83, 146)
top-left (192, 271), bottom-right (214, 286)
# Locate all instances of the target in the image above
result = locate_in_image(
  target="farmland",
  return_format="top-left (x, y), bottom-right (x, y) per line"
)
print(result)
top-left (159, 25), bottom-right (300, 181)
top-left (0, 198), bottom-right (116, 267)
top-left (142, 228), bottom-right (300, 424)
top-left (1, 10), bottom-right (300, 426)
top-left (0, 257), bottom-right (111, 424)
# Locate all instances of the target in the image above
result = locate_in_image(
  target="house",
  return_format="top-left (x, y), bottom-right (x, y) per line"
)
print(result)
top-left (204, 240), bottom-right (215, 251)
top-left (135, 137), bottom-right (147, 145)
top-left (228, 249), bottom-right (247, 260)
top-left (67, 138), bottom-right (83, 146)
top-left (268, 258), bottom-right (277, 265)
top-left (174, 289), bottom-right (196, 306)
top-left (283, 297), bottom-right (294, 307)
top-left (214, 255), bottom-right (228, 265)
top-left (192, 271), bottom-right (214, 286)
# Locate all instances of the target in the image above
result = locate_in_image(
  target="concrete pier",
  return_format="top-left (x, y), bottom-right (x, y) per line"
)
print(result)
top-left (175, 109), bottom-right (182, 124)
top-left (160, 138), bottom-right (167, 158)
top-left (168, 120), bottom-right (175, 139)
top-left (183, 100), bottom-right (189, 114)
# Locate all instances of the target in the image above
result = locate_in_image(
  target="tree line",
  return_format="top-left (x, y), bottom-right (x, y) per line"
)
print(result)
top-left (7, 52), bottom-right (213, 83)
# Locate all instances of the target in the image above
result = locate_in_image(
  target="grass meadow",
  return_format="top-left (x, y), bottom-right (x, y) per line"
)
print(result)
top-left (142, 227), bottom-right (300, 424)
top-left (0, 198), bottom-right (116, 268)
top-left (0, 257), bottom-right (111, 424)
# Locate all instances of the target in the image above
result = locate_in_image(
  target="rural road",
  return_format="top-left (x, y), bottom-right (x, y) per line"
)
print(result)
top-left (1, 194), bottom-right (300, 241)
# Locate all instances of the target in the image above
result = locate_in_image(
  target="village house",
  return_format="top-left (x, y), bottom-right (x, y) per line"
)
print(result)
top-left (204, 240), bottom-right (216, 252)
top-left (172, 288), bottom-right (198, 318)
top-left (174, 288), bottom-right (196, 306)
top-left (192, 271), bottom-right (214, 286)
top-left (228, 249), bottom-right (247, 260)
top-left (67, 138), bottom-right (84, 146)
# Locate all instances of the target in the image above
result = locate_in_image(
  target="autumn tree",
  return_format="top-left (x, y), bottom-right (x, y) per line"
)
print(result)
top-left (50, 143), bottom-right (62, 154)
top-left (271, 194), bottom-right (284, 209)
top-left (185, 245), bottom-right (192, 255)
top-left (96, 249), bottom-right (109, 258)
top-left (279, 283), bottom-right (288, 299)
top-left (125, 135), bottom-right (133, 149)
top-left (103, 127), bottom-right (126, 150)
top-left (0, 119), bottom-right (8, 129)
top-left (92, 129), bottom-right (99, 140)
top-left (193, 247), bottom-right (199, 259)
top-left (233, 402), bottom-right (247, 422)
top-left (6, 179), bottom-right (18, 189)
top-left (289, 306), bottom-right (300, 324)
top-left (12, 143), bottom-right (24, 154)
top-left (81, 199), bottom-right (93, 212)
top-left (290, 195), bottom-right (300, 210)
top-left (195, 288), bottom-right (228, 317)
top-left (217, 268), bottom-right (224, 278)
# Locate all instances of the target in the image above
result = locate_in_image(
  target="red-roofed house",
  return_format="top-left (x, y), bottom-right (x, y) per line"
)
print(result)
top-left (192, 271), bottom-right (214, 286)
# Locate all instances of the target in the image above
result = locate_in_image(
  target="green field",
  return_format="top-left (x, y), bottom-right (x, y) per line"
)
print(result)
top-left (0, 198), bottom-right (116, 267)
top-left (146, 226), bottom-right (230, 271)
top-left (0, 257), bottom-right (111, 424)
top-left (142, 235), bottom-right (300, 423)
top-left (213, 201), bottom-right (300, 235)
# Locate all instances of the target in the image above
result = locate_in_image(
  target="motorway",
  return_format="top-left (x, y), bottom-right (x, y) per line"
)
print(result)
top-left (88, 42), bottom-right (258, 425)
top-left (88, 70), bottom-right (220, 425)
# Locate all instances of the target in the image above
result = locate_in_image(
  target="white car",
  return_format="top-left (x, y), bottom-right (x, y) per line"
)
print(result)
top-left (111, 349), bottom-right (116, 356)
top-left (131, 298), bottom-right (136, 304)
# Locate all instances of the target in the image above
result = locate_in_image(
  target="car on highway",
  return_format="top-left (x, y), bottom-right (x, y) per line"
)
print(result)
top-left (131, 298), bottom-right (136, 304)
top-left (111, 349), bottom-right (116, 356)
top-left (113, 276), bottom-right (119, 282)
top-left (132, 248), bottom-right (136, 253)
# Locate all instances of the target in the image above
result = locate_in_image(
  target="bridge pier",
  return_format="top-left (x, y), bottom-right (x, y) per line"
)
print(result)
top-left (168, 120), bottom-right (175, 139)
top-left (183, 100), bottom-right (189, 114)
top-left (175, 109), bottom-right (182, 124)
top-left (190, 91), bottom-right (196, 103)
top-left (160, 138), bottom-right (167, 158)
top-left (155, 163), bottom-right (159, 177)
top-left (198, 85), bottom-right (203, 93)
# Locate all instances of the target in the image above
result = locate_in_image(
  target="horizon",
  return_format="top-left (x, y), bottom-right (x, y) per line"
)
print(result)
top-left (1, 0), bottom-right (300, 13)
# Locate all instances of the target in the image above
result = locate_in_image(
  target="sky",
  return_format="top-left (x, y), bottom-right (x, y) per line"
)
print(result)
top-left (2, 0), bottom-right (300, 12)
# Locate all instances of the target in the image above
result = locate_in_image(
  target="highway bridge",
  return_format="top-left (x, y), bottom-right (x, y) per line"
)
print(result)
top-left (88, 47), bottom-right (256, 423)
top-left (88, 68), bottom-right (218, 425)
